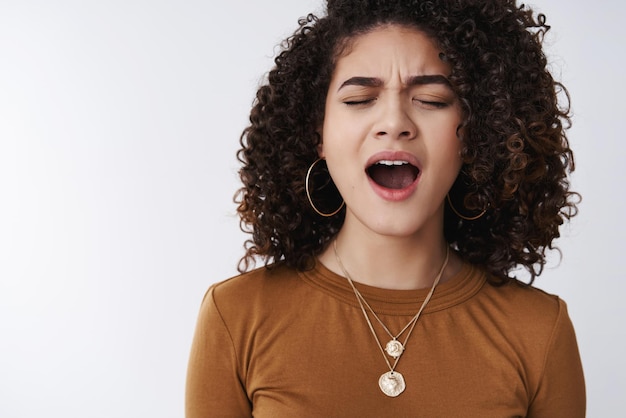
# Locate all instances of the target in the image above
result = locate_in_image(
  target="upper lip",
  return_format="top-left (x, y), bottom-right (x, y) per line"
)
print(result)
top-left (365, 150), bottom-right (421, 170)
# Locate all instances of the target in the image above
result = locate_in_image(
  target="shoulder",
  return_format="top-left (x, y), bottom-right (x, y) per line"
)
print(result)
top-left (210, 263), bottom-right (302, 302)
top-left (480, 276), bottom-right (566, 321)
top-left (200, 263), bottom-right (309, 322)
top-left (467, 270), bottom-right (580, 363)
top-left (470, 275), bottom-right (575, 356)
top-left (448, 263), bottom-right (566, 327)
top-left (482, 279), bottom-right (585, 413)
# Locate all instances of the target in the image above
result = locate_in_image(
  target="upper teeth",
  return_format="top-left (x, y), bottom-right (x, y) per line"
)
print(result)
top-left (376, 160), bottom-right (409, 166)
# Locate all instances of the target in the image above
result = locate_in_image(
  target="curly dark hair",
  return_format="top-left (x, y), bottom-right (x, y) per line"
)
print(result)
top-left (234, 0), bottom-right (578, 284)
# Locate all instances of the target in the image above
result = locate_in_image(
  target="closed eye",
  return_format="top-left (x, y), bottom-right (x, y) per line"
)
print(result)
top-left (415, 99), bottom-right (449, 109)
top-left (344, 98), bottom-right (377, 106)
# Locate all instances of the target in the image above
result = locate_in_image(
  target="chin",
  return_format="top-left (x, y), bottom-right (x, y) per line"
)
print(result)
top-left (366, 217), bottom-right (430, 239)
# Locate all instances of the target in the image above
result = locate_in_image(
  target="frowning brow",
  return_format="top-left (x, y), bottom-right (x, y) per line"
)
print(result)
top-left (337, 77), bottom-right (384, 91)
top-left (337, 74), bottom-right (452, 91)
top-left (406, 74), bottom-right (452, 87)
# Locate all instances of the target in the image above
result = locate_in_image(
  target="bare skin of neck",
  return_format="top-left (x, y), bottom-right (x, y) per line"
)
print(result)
top-left (317, 216), bottom-right (463, 290)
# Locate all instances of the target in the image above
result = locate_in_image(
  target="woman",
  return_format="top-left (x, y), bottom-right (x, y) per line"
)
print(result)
top-left (186, 0), bottom-right (585, 416)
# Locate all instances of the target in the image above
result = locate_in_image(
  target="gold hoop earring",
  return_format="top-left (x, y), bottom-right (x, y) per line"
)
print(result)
top-left (305, 158), bottom-right (345, 217)
top-left (446, 193), bottom-right (487, 221)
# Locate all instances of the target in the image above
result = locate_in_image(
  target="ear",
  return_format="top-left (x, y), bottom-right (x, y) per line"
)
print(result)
top-left (317, 144), bottom-right (325, 158)
top-left (316, 130), bottom-right (325, 158)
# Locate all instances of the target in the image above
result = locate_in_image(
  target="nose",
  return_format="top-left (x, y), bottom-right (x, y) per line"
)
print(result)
top-left (373, 97), bottom-right (417, 141)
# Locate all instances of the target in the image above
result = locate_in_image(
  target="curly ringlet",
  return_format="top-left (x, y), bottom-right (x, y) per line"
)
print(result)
top-left (234, 0), bottom-right (579, 285)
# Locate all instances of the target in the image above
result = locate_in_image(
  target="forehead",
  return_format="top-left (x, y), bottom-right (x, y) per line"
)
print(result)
top-left (332, 25), bottom-right (450, 81)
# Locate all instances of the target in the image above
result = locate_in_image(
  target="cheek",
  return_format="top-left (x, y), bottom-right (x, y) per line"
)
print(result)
top-left (320, 121), bottom-right (350, 160)
top-left (428, 117), bottom-right (461, 149)
top-left (320, 139), bottom-right (347, 174)
top-left (427, 121), bottom-right (463, 176)
top-left (440, 113), bottom-right (463, 153)
top-left (446, 142), bottom-right (463, 172)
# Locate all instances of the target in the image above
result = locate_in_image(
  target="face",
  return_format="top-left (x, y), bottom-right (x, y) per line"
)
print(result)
top-left (320, 25), bottom-right (463, 239)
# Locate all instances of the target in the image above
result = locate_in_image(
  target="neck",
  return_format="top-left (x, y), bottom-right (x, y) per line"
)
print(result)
top-left (318, 219), bottom-right (461, 290)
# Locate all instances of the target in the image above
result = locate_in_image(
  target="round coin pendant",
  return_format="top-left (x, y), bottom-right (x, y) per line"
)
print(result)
top-left (378, 371), bottom-right (406, 397)
top-left (385, 339), bottom-right (404, 358)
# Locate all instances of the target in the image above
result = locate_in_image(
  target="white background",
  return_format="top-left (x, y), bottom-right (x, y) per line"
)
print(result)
top-left (0, 1), bottom-right (623, 416)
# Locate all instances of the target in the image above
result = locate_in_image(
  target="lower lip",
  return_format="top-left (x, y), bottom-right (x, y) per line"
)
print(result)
top-left (367, 175), bottom-right (420, 202)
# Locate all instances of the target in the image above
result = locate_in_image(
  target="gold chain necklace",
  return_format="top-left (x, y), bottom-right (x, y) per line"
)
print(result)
top-left (333, 240), bottom-right (449, 397)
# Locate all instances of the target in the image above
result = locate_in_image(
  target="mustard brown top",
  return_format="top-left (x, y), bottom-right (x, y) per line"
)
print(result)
top-left (186, 261), bottom-right (585, 417)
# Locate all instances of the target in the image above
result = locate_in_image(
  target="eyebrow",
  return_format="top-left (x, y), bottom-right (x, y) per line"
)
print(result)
top-left (337, 76), bottom-right (383, 91)
top-left (406, 74), bottom-right (452, 87)
top-left (337, 74), bottom-right (452, 91)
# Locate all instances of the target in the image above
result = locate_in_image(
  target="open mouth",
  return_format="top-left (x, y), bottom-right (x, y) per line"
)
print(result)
top-left (366, 160), bottom-right (420, 190)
